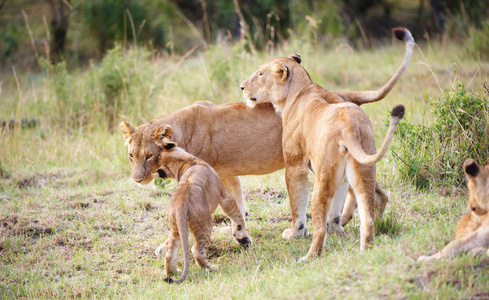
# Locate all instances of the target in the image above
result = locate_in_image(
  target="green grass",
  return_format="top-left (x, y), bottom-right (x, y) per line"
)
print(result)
top-left (1, 37), bottom-right (489, 298)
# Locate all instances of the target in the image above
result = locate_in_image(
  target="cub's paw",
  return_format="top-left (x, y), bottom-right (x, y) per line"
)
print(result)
top-left (155, 240), bottom-right (170, 258)
top-left (298, 256), bottom-right (310, 263)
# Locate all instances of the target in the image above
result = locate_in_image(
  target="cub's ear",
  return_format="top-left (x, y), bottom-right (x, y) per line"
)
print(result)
top-left (273, 62), bottom-right (289, 81)
top-left (288, 53), bottom-right (301, 64)
top-left (464, 158), bottom-right (480, 177)
top-left (119, 121), bottom-right (135, 144)
top-left (152, 169), bottom-right (167, 179)
top-left (154, 125), bottom-right (177, 150)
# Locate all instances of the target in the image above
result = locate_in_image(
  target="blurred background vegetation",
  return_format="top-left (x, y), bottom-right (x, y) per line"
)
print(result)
top-left (1, 0), bottom-right (488, 68)
top-left (0, 0), bottom-right (488, 191)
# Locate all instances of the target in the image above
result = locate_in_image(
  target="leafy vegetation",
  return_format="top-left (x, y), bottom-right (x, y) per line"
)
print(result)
top-left (391, 83), bottom-right (489, 190)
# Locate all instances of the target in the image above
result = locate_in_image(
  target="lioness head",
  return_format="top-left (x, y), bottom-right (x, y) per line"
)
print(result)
top-left (240, 53), bottom-right (310, 110)
top-left (120, 121), bottom-right (172, 185)
top-left (464, 158), bottom-right (489, 215)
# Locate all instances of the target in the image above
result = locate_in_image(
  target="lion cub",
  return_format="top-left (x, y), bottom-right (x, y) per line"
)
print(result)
top-left (152, 125), bottom-right (252, 284)
top-left (418, 159), bottom-right (489, 262)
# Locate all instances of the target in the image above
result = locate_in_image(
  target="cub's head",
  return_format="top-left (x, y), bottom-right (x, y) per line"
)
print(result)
top-left (464, 158), bottom-right (489, 215)
top-left (240, 54), bottom-right (310, 111)
top-left (119, 121), bottom-right (174, 185)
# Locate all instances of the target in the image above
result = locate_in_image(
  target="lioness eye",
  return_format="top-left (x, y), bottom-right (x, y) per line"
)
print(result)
top-left (146, 154), bottom-right (152, 160)
top-left (129, 153), bottom-right (133, 158)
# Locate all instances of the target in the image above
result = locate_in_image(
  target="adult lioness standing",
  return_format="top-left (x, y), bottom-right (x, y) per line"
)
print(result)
top-left (240, 28), bottom-right (412, 259)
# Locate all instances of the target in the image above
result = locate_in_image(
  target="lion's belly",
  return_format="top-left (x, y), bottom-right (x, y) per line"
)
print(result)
top-left (213, 158), bottom-right (285, 177)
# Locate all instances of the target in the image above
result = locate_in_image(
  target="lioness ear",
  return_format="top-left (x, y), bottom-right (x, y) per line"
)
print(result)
top-left (119, 121), bottom-right (135, 144)
top-left (288, 53), bottom-right (302, 64)
top-left (274, 62), bottom-right (289, 81)
top-left (464, 158), bottom-right (480, 177)
top-left (154, 125), bottom-right (177, 149)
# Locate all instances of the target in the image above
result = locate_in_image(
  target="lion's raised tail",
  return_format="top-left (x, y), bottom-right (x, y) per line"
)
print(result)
top-left (341, 105), bottom-right (405, 165)
top-left (164, 209), bottom-right (190, 285)
top-left (333, 28), bottom-right (414, 105)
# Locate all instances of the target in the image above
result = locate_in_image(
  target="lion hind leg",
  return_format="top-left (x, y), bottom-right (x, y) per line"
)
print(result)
top-left (300, 176), bottom-right (338, 262)
top-left (191, 230), bottom-right (214, 271)
top-left (327, 182), bottom-right (349, 235)
top-left (341, 187), bottom-right (357, 226)
top-left (164, 232), bottom-right (181, 276)
top-left (346, 162), bottom-right (375, 251)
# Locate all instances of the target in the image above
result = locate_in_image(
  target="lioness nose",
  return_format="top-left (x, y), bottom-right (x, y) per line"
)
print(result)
top-left (240, 86), bottom-right (245, 90)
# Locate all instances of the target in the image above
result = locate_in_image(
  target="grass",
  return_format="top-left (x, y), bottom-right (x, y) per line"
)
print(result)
top-left (1, 35), bottom-right (489, 298)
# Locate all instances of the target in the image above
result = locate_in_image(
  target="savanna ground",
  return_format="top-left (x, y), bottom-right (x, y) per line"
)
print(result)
top-left (1, 35), bottom-right (489, 298)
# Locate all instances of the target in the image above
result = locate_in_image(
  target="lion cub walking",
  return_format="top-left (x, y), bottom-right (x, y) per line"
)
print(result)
top-left (418, 159), bottom-right (489, 262)
top-left (152, 125), bottom-right (252, 284)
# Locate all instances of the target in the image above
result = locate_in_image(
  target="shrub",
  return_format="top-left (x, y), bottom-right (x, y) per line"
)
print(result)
top-left (391, 82), bottom-right (489, 190)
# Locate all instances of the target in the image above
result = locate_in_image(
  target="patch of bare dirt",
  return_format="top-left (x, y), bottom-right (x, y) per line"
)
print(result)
top-left (1, 213), bottom-right (54, 238)
top-left (244, 187), bottom-right (286, 202)
top-left (207, 244), bottom-right (244, 260)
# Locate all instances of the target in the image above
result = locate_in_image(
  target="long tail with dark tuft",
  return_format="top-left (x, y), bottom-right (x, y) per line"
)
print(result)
top-left (341, 104), bottom-right (405, 165)
top-left (333, 28), bottom-right (414, 105)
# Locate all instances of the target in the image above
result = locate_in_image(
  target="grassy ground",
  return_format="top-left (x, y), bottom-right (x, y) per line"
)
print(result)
top-left (1, 37), bottom-right (489, 299)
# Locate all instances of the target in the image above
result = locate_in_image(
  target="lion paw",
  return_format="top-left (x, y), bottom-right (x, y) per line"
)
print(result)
top-left (219, 226), bottom-right (233, 235)
top-left (282, 226), bottom-right (309, 239)
top-left (298, 256), bottom-right (310, 263)
top-left (417, 255), bottom-right (435, 262)
top-left (206, 265), bottom-right (217, 272)
top-left (327, 222), bottom-right (345, 236)
top-left (468, 247), bottom-right (486, 257)
top-left (155, 240), bottom-right (170, 258)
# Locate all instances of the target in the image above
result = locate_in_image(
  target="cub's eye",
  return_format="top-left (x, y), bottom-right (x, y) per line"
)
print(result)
top-left (258, 71), bottom-right (263, 76)
top-left (146, 154), bottom-right (152, 160)
top-left (128, 153), bottom-right (133, 158)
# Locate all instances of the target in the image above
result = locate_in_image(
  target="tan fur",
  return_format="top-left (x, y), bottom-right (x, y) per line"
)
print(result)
top-left (240, 28), bottom-right (412, 260)
top-left (418, 159), bottom-right (489, 262)
top-left (151, 125), bottom-right (251, 284)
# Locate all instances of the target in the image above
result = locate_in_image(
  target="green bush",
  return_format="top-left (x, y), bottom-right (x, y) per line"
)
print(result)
top-left (391, 82), bottom-right (489, 190)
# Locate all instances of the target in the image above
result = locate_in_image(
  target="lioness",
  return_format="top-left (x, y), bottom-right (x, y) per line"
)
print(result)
top-left (418, 159), bottom-right (489, 262)
top-left (151, 125), bottom-right (251, 284)
top-left (240, 29), bottom-right (411, 259)
top-left (119, 27), bottom-right (413, 238)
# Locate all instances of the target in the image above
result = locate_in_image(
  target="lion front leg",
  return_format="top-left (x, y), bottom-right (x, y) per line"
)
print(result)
top-left (219, 194), bottom-right (253, 247)
top-left (283, 164), bottom-right (310, 239)
top-left (418, 226), bottom-right (489, 262)
top-left (221, 176), bottom-right (247, 218)
top-left (155, 239), bottom-right (171, 258)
